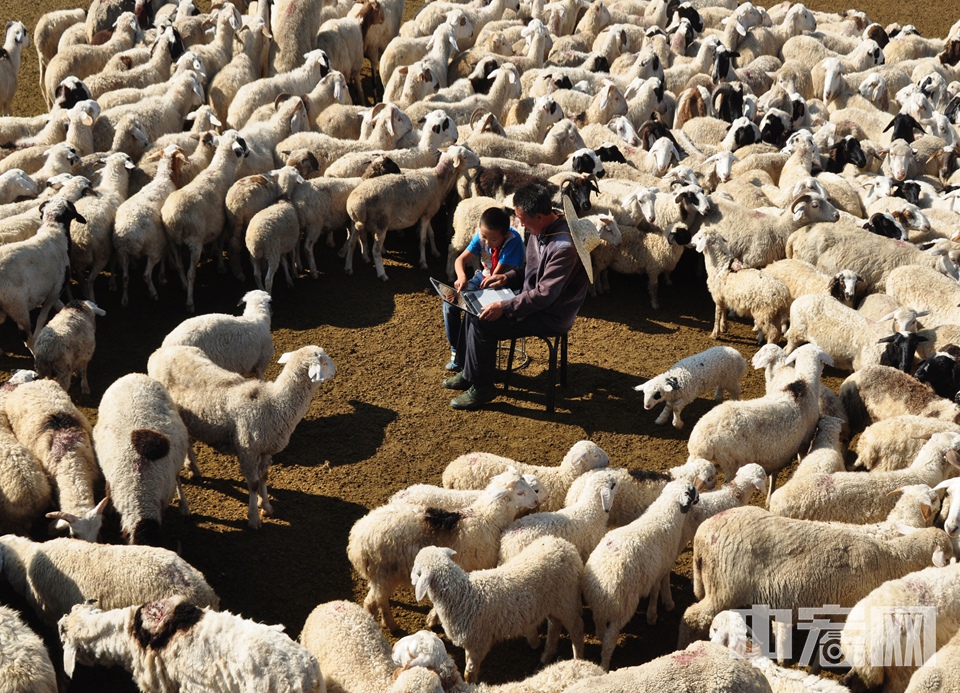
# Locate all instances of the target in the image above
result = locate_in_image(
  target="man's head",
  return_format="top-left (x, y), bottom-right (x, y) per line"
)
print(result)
top-left (478, 207), bottom-right (511, 249)
top-left (512, 183), bottom-right (557, 235)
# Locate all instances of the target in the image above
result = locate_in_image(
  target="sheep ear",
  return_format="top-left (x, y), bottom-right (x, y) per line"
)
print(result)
top-left (414, 570), bottom-right (431, 602)
top-left (933, 548), bottom-right (948, 568)
top-left (307, 363), bottom-right (327, 383)
top-left (664, 376), bottom-right (680, 392)
top-left (84, 301), bottom-right (106, 317)
top-left (63, 643), bottom-right (77, 679)
top-left (792, 202), bottom-right (807, 221)
top-left (277, 352), bottom-right (293, 364)
top-left (947, 449), bottom-right (960, 469)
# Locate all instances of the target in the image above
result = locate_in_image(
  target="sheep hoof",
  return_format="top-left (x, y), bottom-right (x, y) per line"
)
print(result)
top-left (378, 274), bottom-right (389, 282)
top-left (344, 268), bottom-right (353, 276)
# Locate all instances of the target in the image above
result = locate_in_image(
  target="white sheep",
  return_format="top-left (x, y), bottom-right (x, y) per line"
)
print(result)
top-left (345, 145), bottom-right (481, 280)
top-left (31, 291), bottom-right (102, 393)
top-left (635, 345), bottom-right (746, 429)
top-left (694, 229), bottom-right (791, 345)
top-left (245, 198), bottom-right (302, 294)
top-left (2, 378), bottom-right (102, 541)
top-left (147, 344), bottom-right (335, 529)
top-left (769, 432), bottom-right (960, 524)
top-left (905, 625), bottom-right (960, 692)
top-left (411, 537), bottom-right (585, 682)
top-left (0, 535), bottom-right (219, 626)
top-left (0, 22), bottom-right (30, 116)
top-left (0, 410), bottom-right (50, 535)
top-left (58, 597), bottom-right (322, 692)
top-left (0, 604), bottom-right (56, 693)
top-left (761, 259), bottom-right (861, 307)
top-left (228, 50), bottom-right (331, 129)
top-left (499, 469), bottom-right (617, 563)
top-left (33, 9), bottom-right (85, 99)
top-left (583, 479), bottom-right (700, 669)
top-left (347, 468), bottom-right (538, 631)
top-left (688, 344), bottom-right (828, 490)
top-left (855, 416), bottom-right (960, 472)
top-left (94, 373), bottom-right (190, 545)
top-left (160, 130), bottom-right (250, 312)
top-left (442, 439), bottom-right (610, 512)
top-left (160, 289), bottom-right (274, 380)
top-left (0, 168), bottom-right (39, 204)
top-left (388, 473), bottom-right (547, 510)
top-left (678, 505), bottom-right (955, 649)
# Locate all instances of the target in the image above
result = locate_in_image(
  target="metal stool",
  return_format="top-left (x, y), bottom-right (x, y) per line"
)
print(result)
top-left (503, 333), bottom-right (568, 413)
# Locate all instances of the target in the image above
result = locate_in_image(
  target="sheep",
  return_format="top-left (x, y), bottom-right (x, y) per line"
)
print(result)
top-left (0, 168), bottom-right (38, 204)
top-left (347, 468), bottom-right (538, 631)
top-left (561, 640), bottom-right (773, 693)
top-left (345, 145), bottom-right (480, 280)
top-left (147, 344), bottom-right (334, 529)
top-left (769, 432), bottom-right (960, 524)
top-left (441, 439), bottom-right (609, 512)
top-left (0, 410), bottom-right (51, 535)
top-left (94, 373), bottom-right (190, 546)
top-left (380, 9), bottom-right (474, 87)
top-left (905, 626), bottom-right (960, 692)
top-left (229, 50), bottom-right (331, 129)
top-left (32, 300), bottom-right (105, 396)
top-left (839, 365), bottom-right (960, 436)
top-left (189, 3), bottom-right (241, 88)
top-left (411, 537), bottom-right (585, 682)
top-left (635, 345), bottom-right (747, 429)
top-left (0, 604), bottom-right (57, 693)
top-left (688, 344), bottom-right (828, 491)
top-left (855, 416), bottom-right (960, 472)
top-left (583, 479), bottom-right (700, 669)
top-left (33, 9), bottom-right (86, 99)
top-left (0, 535), bottom-right (218, 627)
top-left (840, 559), bottom-right (960, 692)
top-left (886, 263), bottom-right (960, 316)
top-left (246, 199), bottom-right (301, 294)
top-left (83, 25), bottom-right (187, 101)
top-left (0, 22), bottom-right (30, 117)
top-left (693, 229), bottom-right (791, 345)
top-left (678, 463), bottom-right (768, 551)
top-left (208, 17), bottom-right (270, 123)
top-left (160, 130), bottom-right (250, 312)
top-left (678, 505), bottom-right (955, 649)
top-left (468, 119), bottom-right (586, 167)
top-left (113, 144), bottom-right (186, 307)
top-left (389, 473), bottom-right (547, 510)
top-left (0, 175), bottom-right (92, 244)
top-left (404, 63), bottom-right (523, 126)
top-left (0, 198), bottom-right (83, 354)
top-left (58, 597), bottom-right (322, 692)
top-left (784, 293), bottom-right (896, 372)
top-left (0, 138), bottom-right (81, 181)
top-left (316, 0), bottom-right (385, 105)
top-left (761, 259), bottom-right (861, 307)
top-left (498, 469), bottom-right (617, 562)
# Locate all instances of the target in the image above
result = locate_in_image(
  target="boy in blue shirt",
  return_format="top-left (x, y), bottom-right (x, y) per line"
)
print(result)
top-left (443, 207), bottom-right (525, 371)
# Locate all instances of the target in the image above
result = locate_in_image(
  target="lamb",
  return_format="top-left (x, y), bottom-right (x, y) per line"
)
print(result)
top-left (635, 345), bottom-right (746, 429)
top-left (687, 344), bottom-right (828, 489)
top-left (0, 604), bottom-right (57, 693)
top-left (228, 50), bottom-right (331, 129)
top-left (32, 300), bottom-right (105, 396)
top-left (0, 535), bottom-right (218, 626)
top-left (769, 432), bottom-right (960, 523)
top-left (0, 198), bottom-right (83, 354)
top-left (761, 259), bottom-right (861, 307)
top-left (160, 129), bottom-right (250, 312)
top-left (0, 410), bottom-right (51, 535)
top-left (246, 198), bottom-right (302, 294)
top-left (498, 469), bottom-right (618, 562)
top-left (0, 22), bottom-right (30, 116)
top-left (317, 1), bottom-right (385, 105)
top-left (287, 174), bottom-right (367, 278)
top-left (411, 537), bottom-right (585, 682)
top-left (389, 473), bottom-right (547, 510)
top-left (344, 145), bottom-right (481, 280)
top-left (113, 144), bottom-right (186, 307)
top-left (347, 468), bottom-right (538, 631)
top-left (58, 598), bottom-right (322, 692)
top-left (84, 25), bottom-right (187, 101)
top-left (839, 365), bottom-right (960, 436)
top-left (784, 293), bottom-right (895, 372)
top-left (678, 505), bottom-right (955, 648)
top-left (93, 373), bottom-right (190, 545)
top-left (0, 169), bottom-right (37, 204)
top-left (583, 479), bottom-right (700, 669)
top-left (208, 17), bottom-right (270, 123)
top-left (840, 559), bottom-right (960, 692)
top-left (147, 344), bottom-right (335, 529)
top-left (441, 439), bottom-right (610, 512)
top-left (693, 229), bottom-right (791, 345)
top-left (855, 416), bottom-right (960, 471)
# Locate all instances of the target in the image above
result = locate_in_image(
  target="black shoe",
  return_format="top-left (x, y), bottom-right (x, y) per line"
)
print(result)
top-left (451, 386), bottom-right (497, 410)
top-left (443, 372), bottom-right (472, 390)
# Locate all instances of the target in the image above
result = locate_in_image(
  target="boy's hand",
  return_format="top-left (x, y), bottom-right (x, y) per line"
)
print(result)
top-left (454, 277), bottom-right (468, 291)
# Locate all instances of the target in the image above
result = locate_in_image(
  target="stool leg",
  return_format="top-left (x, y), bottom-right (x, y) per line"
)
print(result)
top-left (504, 338), bottom-right (517, 392)
top-left (546, 338), bottom-right (558, 413)
top-left (560, 334), bottom-right (568, 387)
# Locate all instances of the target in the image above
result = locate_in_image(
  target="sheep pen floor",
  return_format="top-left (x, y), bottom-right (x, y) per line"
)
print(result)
top-left (3, 0), bottom-right (957, 689)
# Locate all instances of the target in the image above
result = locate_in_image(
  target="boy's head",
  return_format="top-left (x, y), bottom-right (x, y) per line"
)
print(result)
top-left (479, 207), bottom-right (511, 248)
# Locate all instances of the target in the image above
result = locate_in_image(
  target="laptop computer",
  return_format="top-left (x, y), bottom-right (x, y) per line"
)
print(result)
top-left (430, 278), bottom-right (516, 316)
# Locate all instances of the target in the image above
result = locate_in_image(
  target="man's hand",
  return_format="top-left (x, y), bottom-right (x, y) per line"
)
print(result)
top-left (480, 273), bottom-right (506, 289)
top-left (479, 301), bottom-right (504, 321)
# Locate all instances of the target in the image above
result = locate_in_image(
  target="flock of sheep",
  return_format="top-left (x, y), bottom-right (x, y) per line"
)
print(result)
top-left (4, 0), bottom-right (960, 688)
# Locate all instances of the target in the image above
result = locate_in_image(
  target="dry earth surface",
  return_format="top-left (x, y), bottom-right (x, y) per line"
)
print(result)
top-left (1, 0), bottom-right (958, 690)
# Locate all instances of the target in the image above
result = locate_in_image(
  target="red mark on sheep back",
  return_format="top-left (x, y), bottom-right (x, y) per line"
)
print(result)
top-left (50, 428), bottom-right (86, 463)
top-left (132, 599), bottom-right (204, 650)
top-left (672, 646), bottom-right (705, 666)
top-left (131, 429), bottom-right (170, 462)
top-left (816, 474), bottom-right (835, 493)
top-left (286, 0), bottom-right (298, 16)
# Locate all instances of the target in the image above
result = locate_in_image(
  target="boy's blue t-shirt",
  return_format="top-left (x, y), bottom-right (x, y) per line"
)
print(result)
top-left (466, 227), bottom-right (525, 274)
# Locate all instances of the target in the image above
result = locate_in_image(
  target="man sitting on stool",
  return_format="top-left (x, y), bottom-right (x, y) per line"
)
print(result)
top-left (444, 182), bottom-right (591, 410)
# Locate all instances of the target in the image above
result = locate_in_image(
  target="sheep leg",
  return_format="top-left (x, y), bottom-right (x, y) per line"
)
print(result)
top-left (79, 366), bottom-right (90, 396)
top-left (29, 293), bottom-right (59, 353)
top-left (169, 245), bottom-right (188, 290)
top-left (464, 644), bottom-right (490, 684)
top-left (542, 617), bottom-right (560, 663)
top-left (303, 230), bottom-right (320, 279)
top-left (342, 223), bottom-right (361, 275)
top-left (654, 402), bottom-right (672, 425)
top-left (144, 254), bottom-right (162, 302)
top-left (264, 258), bottom-right (276, 294)
top-left (176, 479), bottom-right (190, 516)
top-left (258, 454), bottom-right (274, 517)
top-left (671, 404), bottom-right (686, 429)
top-left (418, 218), bottom-right (432, 270)
top-left (280, 254), bottom-right (295, 288)
top-left (711, 300), bottom-right (723, 339)
top-left (182, 445), bottom-right (201, 479)
top-left (525, 622), bottom-right (541, 649)
top-left (678, 600), bottom-right (717, 649)
top-left (364, 585), bottom-right (399, 632)
top-left (184, 241), bottom-right (202, 312)
top-left (373, 229), bottom-right (389, 281)
top-left (659, 571), bottom-right (675, 612)
top-left (566, 611), bottom-right (585, 659)
top-left (227, 232), bottom-right (246, 281)
top-left (118, 252), bottom-right (131, 307)
top-left (599, 622), bottom-right (620, 671)
top-left (648, 272), bottom-right (660, 310)
top-left (645, 589), bottom-right (659, 625)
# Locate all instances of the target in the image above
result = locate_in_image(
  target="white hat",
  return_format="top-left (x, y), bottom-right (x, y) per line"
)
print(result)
top-left (562, 193), bottom-right (600, 283)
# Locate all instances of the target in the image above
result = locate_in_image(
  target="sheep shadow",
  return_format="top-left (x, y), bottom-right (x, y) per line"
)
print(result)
top-left (282, 399), bottom-right (396, 468)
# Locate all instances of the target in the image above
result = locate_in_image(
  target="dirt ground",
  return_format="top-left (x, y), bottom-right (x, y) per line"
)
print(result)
top-left (2, 0), bottom-right (958, 689)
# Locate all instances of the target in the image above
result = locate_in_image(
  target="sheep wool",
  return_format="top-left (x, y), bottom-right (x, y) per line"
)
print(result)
top-left (0, 604), bottom-right (56, 693)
